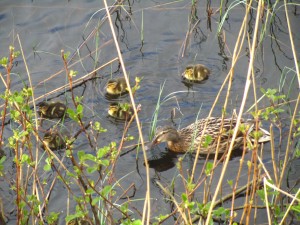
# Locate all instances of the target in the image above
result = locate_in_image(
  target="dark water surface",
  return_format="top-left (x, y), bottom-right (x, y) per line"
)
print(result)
top-left (0, 0), bottom-right (299, 224)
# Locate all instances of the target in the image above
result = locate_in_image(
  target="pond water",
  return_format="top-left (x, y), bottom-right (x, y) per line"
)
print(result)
top-left (0, 0), bottom-right (299, 224)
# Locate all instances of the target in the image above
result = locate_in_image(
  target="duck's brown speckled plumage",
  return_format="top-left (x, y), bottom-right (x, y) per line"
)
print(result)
top-left (152, 117), bottom-right (270, 154)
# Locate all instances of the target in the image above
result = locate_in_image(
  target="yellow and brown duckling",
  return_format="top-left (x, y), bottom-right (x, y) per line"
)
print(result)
top-left (182, 64), bottom-right (211, 82)
top-left (108, 102), bottom-right (133, 121)
top-left (151, 117), bottom-right (270, 154)
top-left (38, 101), bottom-right (67, 119)
top-left (106, 77), bottom-right (128, 96)
top-left (42, 129), bottom-right (67, 151)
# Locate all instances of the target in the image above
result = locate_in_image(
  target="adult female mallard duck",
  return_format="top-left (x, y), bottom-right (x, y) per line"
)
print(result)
top-left (182, 64), bottom-right (211, 82)
top-left (106, 77), bottom-right (128, 95)
top-left (38, 101), bottom-right (67, 119)
top-left (108, 103), bottom-right (133, 120)
top-left (42, 129), bottom-right (67, 151)
top-left (151, 117), bottom-right (270, 154)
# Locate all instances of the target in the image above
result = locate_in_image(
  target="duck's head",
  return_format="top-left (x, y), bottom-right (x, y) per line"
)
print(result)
top-left (151, 126), bottom-right (180, 146)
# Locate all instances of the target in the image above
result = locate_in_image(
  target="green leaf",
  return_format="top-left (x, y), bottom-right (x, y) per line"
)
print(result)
top-left (0, 156), bottom-right (6, 164)
top-left (77, 104), bottom-right (83, 115)
top-left (77, 150), bottom-right (85, 160)
top-left (97, 146), bottom-right (110, 159)
top-left (205, 162), bottom-right (213, 176)
top-left (291, 204), bottom-right (300, 213)
top-left (85, 188), bottom-right (95, 195)
top-left (84, 154), bottom-right (97, 162)
top-left (213, 207), bottom-right (229, 218)
top-left (181, 193), bottom-right (188, 202)
top-left (101, 185), bottom-right (112, 197)
top-left (91, 196), bottom-right (101, 206)
top-left (21, 154), bottom-right (30, 164)
top-left (69, 70), bottom-right (78, 77)
top-left (227, 179), bottom-right (233, 188)
top-left (63, 51), bottom-right (70, 60)
top-left (14, 95), bottom-right (24, 104)
top-left (256, 189), bottom-right (265, 201)
top-left (132, 220), bottom-right (143, 225)
top-left (0, 57), bottom-right (8, 67)
top-left (100, 159), bottom-right (110, 166)
top-left (43, 164), bottom-right (51, 171)
top-left (86, 166), bottom-right (98, 174)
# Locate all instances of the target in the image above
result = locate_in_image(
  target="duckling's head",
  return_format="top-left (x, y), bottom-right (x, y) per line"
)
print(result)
top-left (106, 78), bottom-right (128, 95)
top-left (182, 66), bottom-right (194, 80)
top-left (38, 102), bottom-right (50, 115)
top-left (106, 79), bottom-right (119, 94)
top-left (108, 103), bottom-right (119, 118)
top-left (151, 126), bottom-right (180, 146)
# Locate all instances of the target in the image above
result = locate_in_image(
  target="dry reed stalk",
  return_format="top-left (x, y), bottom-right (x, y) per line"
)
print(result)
top-left (0, 56), bottom-right (118, 111)
top-left (204, 0), bottom-right (264, 224)
top-left (67, 0), bottom-right (125, 64)
top-left (109, 104), bottom-right (142, 182)
top-left (284, 0), bottom-right (300, 87)
top-left (17, 34), bottom-right (45, 224)
top-left (102, 1), bottom-right (151, 224)
top-left (278, 94), bottom-right (300, 184)
top-left (156, 181), bottom-right (189, 224)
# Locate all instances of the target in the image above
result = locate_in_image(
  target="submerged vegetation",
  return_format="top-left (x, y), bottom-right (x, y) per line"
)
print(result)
top-left (0, 0), bottom-right (299, 225)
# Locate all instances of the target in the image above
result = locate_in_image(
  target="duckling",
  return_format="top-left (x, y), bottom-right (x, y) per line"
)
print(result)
top-left (182, 64), bottom-right (211, 82)
top-left (67, 218), bottom-right (91, 225)
top-left (38, 101), bottom-right (66, 119)
top-left (106, 77), bottom-right (128, 95)
top-left (42, 129), bottom-right (66, 151)
top-left (108, 103), bottom-right (133, 120)
top-left (151, 117), bottom-right (270, 154)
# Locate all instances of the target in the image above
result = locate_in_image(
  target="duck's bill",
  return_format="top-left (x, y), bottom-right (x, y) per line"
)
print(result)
top-left (147, 138), bottom-right (160, 150)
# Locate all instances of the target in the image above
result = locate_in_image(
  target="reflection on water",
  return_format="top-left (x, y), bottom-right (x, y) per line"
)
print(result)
top-left (147, 144), bottom-right (247, 173)
top-left (147, 148), bottom-right (178, 172)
